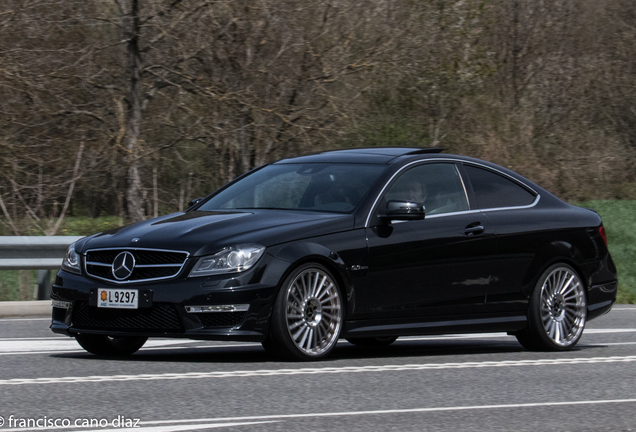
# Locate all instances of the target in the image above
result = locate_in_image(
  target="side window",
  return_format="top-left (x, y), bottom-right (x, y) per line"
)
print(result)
top-left (464, 165), bottom-right (536, 209)
top-left (384, 163), bottom-right (469, 215)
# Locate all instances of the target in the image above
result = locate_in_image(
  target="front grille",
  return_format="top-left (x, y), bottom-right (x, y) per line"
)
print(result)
top-left (198, 312), bottom-right (246, 328)
top-left (85, 248), bottom-right (189, 284)
top-left (71, 301), bottom-right (183, 333)
top-left (52, 307), bottom-right (67, 322)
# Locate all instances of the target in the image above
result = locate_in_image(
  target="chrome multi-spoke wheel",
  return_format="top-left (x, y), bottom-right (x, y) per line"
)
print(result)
top-left (263, 263), bottom-right (343, 361)
top-left (539, 267), bottom-right (586, 347)
top-left (284, 268), bottom-right (342, 357)
top-left (516, 263), bottom-right (587, 351)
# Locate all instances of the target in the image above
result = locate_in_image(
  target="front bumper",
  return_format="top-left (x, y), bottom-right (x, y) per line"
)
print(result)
top-left (50, 256), bottom-right (287, 342)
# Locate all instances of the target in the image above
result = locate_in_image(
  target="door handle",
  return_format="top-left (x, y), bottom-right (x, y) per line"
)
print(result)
top-left (464, 224), bottom-right (484, 236)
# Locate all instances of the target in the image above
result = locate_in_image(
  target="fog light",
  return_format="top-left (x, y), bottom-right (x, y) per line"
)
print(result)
top-left (185, 304), bottom-right (249, 313)
top-left (52, 300), bottom-right (70, 309)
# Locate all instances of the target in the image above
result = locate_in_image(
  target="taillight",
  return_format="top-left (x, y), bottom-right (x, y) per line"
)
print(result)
top-left (598, 225), bottom-right (608, 247)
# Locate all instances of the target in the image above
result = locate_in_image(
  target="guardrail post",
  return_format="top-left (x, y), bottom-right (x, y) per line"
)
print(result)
top-left (37, 269), bottom-right (52, 300)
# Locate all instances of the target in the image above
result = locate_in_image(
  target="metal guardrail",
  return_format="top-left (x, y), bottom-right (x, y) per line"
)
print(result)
top-left (0, 236), bottom-right (84, 300)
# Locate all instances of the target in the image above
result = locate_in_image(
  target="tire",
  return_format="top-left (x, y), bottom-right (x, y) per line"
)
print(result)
top-left (263, 263), bottom-right (343, 361)
top-left (346, 336), bottom-right (398, 347)
top-left (75, 334), bottom-right (148, 356)
top-left (516, 263), bottom-right (587, 351)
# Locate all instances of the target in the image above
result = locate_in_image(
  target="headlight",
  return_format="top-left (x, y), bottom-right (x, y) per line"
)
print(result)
top-left (189, 244), bottom-right (266, 277)
top-left (62, 242), bottom-right (81, 274)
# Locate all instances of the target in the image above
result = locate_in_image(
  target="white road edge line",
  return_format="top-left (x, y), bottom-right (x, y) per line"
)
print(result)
top-left (5, 399), bottom-right (636, 432)
top-left (4, 340), bottom-right (636, 356)
top-left (3, 355), bottom-right (636, 386)
top-left (140, 398), bottom-right (636, 425)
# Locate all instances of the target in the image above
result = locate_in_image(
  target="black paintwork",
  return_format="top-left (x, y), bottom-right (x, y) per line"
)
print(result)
top-left (51, 148), bottom-right (618, 343)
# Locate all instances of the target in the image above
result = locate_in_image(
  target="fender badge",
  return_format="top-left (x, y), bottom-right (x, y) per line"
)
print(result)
top-left (131, 238), bottom-right (140, 243)
top-left (350, 265), bottom-right (369, 271)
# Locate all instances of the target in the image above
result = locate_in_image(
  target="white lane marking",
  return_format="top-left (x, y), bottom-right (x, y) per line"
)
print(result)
top-left (0, 339), bottom-right (202, 353)
top-left (7, 399), bottom-right (636, 432)
top-left (1, 327), bottom-right (636, 355)
top-left (140, 398), bottom-right (636, 424)
top-left (3, 355), bottom-right (636, 386)
top-left (0, 344), bottom-right (264, 356)
top-left (401, 329), bottom-right (636, 341)
top-left (584, 328), bottom-right (636, 334)
top-left (0, 350), bottom-right (85, 356)
top-left (595, 342), bottom-right (636, 346)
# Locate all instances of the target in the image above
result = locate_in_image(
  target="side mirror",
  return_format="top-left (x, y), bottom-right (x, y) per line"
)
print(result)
top-left (380, 200), bottom-right (425, 221)
top-left (186, 197), bottom-right (204, 209)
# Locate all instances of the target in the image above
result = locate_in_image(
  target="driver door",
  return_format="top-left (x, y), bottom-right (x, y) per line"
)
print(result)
top-left (357, 162), bottom-right (498, 319)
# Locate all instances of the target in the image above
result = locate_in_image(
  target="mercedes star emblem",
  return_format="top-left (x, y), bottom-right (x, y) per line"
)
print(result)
top-left (112, 251), bottom-right (136, 280)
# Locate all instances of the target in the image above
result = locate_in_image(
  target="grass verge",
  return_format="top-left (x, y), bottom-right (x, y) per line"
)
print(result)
top-left (575, 200), bottom-right (636, 304)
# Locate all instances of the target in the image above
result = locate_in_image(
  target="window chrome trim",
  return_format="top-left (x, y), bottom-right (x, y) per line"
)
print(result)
top-left (365, 158), bottom-right (539, 227)
top-left (456, 164), bottom-right (471, 209)
top-left (424, 195), bottom-right (541, 219)
top-left (462, 161), bottom-right (538, 195)
top-left (425, 209), bottom-right (482, 219)
top-left (84, 247), bottom-right (190, 285)
top-left (479, 194), bottom-right (541, 213)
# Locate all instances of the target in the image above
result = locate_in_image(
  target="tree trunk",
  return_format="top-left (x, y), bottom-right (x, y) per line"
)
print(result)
top-left (124, 0), bottom-right (146, 223)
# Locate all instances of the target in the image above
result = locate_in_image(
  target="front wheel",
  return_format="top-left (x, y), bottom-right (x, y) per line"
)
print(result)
top-left (516, 263), bottom-right (587, 351)
top-left (263, 263), bottom-right (343, 361)
top-left (75, 334), bottom-right (148, 356)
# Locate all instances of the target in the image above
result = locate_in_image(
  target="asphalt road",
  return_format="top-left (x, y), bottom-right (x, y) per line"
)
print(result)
top-left (1, 307), bottom-right (635, 432)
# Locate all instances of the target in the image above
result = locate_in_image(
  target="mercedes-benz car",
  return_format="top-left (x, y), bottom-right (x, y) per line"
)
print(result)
top-left (51, 147), bottom-right (617, 360)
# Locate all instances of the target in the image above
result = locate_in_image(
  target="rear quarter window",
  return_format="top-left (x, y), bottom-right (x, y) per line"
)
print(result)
top-left (464, 165), bottom-right (536, 209)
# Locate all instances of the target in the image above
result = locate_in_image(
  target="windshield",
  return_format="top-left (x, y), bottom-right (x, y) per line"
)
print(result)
top-left (198, 163), bottom-right (387, 213)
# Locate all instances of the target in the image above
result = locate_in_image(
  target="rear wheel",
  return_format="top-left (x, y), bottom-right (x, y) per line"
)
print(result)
top-left (346, 336), bottom-right (398, 347)
top-left (263, 263), bottom-right (343, 361)
top-left (75, 334), bottom-right (148, 356)
top-left (516, 263), bottom-right (587, 351)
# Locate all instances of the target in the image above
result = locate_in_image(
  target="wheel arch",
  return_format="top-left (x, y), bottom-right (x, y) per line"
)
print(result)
top-left (263, 243), bottom-right (348, 360)
top-left (522, 240), bottom-right (591, 299)
top-left (267, 242), bottom-right (352, 318)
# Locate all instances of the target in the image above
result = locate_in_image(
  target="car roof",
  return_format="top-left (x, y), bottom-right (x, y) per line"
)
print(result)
top-left (275, 147), bottom-right (445, 164)
top-left (272, 147), bottom-right (549, 197)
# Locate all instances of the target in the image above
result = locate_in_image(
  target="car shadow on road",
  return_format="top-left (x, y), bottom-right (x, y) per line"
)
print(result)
top-left (47, 337), bottom-right (593, 364)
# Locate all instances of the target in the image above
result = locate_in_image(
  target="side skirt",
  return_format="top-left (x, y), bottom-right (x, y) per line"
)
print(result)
top-left (342, 315), bottom-right (527, 339)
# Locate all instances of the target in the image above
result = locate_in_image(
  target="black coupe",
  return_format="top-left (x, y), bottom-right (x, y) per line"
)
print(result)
top-left (51, 148), bottom-right (617, 360)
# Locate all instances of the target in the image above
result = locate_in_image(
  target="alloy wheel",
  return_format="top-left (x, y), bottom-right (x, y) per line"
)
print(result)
top-left (284, 268), bottom-right (342, 357)
top-left (539, 266), bottom-right (587, 347)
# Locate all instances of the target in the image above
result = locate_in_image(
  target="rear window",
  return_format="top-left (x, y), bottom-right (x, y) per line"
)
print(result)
top-left (464, 165), bottom-right (536, 209)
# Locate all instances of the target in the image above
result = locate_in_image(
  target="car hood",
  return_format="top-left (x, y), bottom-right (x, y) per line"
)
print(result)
top-left (80, 210), bottom-right (354, 256)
